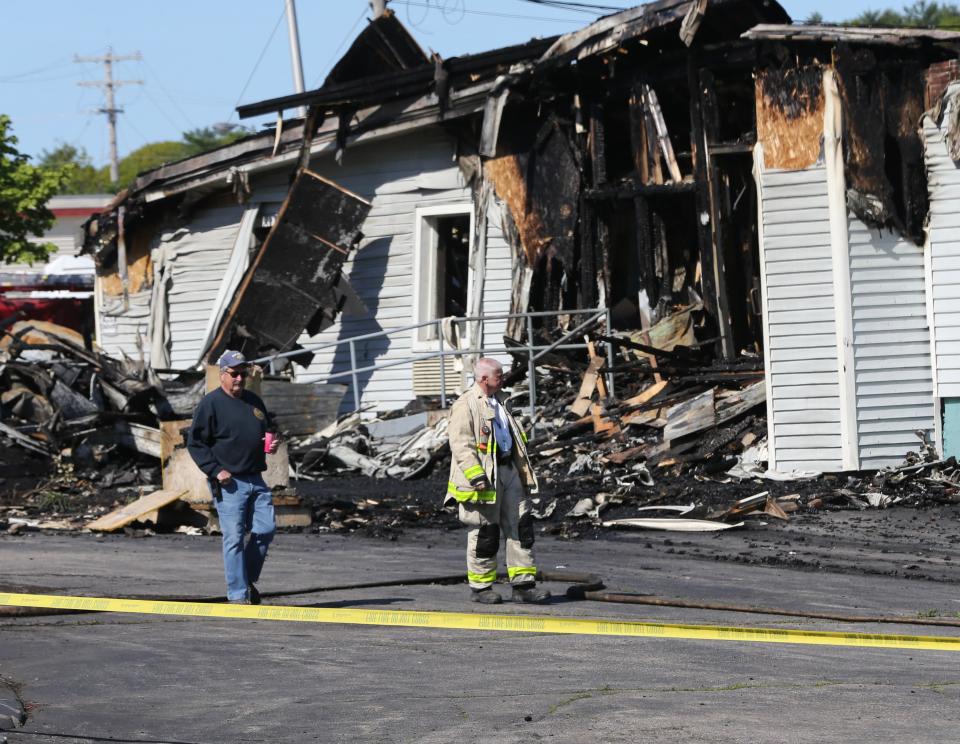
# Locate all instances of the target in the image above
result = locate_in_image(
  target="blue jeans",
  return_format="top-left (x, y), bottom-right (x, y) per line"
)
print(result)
top-left (213, 474), bottom-right (275, 601)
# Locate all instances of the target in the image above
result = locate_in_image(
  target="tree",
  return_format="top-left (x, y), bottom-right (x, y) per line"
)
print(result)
top-left (181, 123), bottom-right (252, 157)
top-left (114, 140), bottom-right (190, 186)
top-left (40, 122), bottom-right (257, 196)
top-left (806, 11), bottom-right (824, 22)
top-left (0, 115), bottom-right (70, 264)
top-left (848, 1), bottom-right (960, 26)
top-left (39, 143), bottom-right (109, 195)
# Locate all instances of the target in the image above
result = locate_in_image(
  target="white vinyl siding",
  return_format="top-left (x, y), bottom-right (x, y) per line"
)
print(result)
top-left (279, 127), bottom-right (512, 413)
top-left (97, 290), bottom-right (151, 361)
top-left (923, 107), bottom-right (960, 400)
top-left (846, 218), bottom-right (935, 468)
top-left (159, 205), bottom-right (246, 370)
top-left (759, 165), bottom-right (845, 471)
top-left (479, 205), bottom-right (514, 365)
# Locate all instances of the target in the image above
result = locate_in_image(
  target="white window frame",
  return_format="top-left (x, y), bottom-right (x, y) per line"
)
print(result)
top-left (411, 203), bottom-right (474, 351)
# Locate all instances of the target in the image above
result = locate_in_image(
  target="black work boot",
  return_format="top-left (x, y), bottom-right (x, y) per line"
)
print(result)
top-left (470, 588), bottom-right (503, 605)
top-left (248, 584), bottom-right (261, 606)
top-left (511, 583), bottom-right (551, 604)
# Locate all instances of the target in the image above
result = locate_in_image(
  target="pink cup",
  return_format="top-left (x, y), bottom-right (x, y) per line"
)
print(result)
top-left (264, 431), bottom-right (276, 453)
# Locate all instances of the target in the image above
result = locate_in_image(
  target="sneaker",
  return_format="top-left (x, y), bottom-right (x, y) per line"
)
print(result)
top-left (470, 588), bottom-right (503, 605)
top-left (249, 584), bottom-right (261, 606)
top-left (511, 584), bottom-right (551, 604)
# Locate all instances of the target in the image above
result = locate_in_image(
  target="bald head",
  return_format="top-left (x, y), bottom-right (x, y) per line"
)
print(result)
top-left (474, 357), bottom-right (504, 396)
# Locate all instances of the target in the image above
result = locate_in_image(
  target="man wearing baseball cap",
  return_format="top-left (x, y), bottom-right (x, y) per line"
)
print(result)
top-left (188, 350), bottom-right (280, 604)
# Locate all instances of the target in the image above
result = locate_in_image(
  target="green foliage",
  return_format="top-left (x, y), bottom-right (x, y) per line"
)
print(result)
top-left (38, 144), bottom-right (110, 195)
top-left (115, 140), bottom-right (191, 186)
top-left (41, 121), bottom-right (255, 195)
top-left (847, 1), bottom-right (960, 26)
top-left (181, 123), bottom-right (252, 157)
top-left (0, 115), bottom-right (70, 264)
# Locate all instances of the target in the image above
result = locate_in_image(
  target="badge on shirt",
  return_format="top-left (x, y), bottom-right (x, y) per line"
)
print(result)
top-left (252, 408), bottom-right (265, 420)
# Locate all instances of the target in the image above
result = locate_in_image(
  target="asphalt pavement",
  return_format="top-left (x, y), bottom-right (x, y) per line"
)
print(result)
top-left (1, 514), bottom-right (959, 743)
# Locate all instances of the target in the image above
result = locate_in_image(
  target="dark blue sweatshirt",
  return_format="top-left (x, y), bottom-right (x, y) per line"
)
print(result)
top-left (187, 388), bottom-right (274, 478)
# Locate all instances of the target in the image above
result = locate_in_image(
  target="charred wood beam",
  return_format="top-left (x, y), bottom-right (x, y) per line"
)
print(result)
top-left (578, 193), bottom-right (599, 309)
top-left (237, 37), bottom-right (557, 118)
top-left (687, 54), bottom-right (735, 362)
top-left (634, 196), bottom-right (658, 306)
top-left (628, 83), bottom-right (649, 184)
top-left (598, 334), bottom-right (710, 363)
top-left (585, 179), bottom-right (696, 200)
top-left (588, 103), bottom-right (607, 185)
top-left (594, 41), bottom-right (761, 98)
top-left (699, 67), bottom-right (737, 361)
top-left (607, 365), bottom-right (765, 383)
top-left (708, 139), bottom-right (756, 156)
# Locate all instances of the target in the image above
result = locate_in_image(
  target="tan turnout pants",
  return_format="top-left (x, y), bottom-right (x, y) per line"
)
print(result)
top-left (459, 462), bottom-right (537, 590)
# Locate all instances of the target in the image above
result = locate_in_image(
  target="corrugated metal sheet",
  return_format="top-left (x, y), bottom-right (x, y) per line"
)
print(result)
top-left (284, 128), bottom-right (513, 413)
top-left (923, 111), bottom-right (960, 399)
top-left (759, 165), bottom-right (845, 471)
top-left (846, 219), bottom-right (934, 467)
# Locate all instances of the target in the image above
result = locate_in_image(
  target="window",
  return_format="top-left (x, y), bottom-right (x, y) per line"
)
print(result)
top-left (412, 205), bottom-right (473, 349)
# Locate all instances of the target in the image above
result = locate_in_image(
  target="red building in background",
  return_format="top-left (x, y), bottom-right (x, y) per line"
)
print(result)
top-left (1, 195), bottom-right (111, 338)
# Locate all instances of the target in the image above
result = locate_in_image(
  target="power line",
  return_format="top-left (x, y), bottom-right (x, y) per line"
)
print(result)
top-left (391, 0), bottom-right (584, 23)
top-left (123, 115), bottom-right (152, 149)
top-left (0, 70), bottom-right (88, 85)
top-left (0, 57), bottom-right (73, 81)
top-left (141, 57), bottom-right (197, 130)
top-left (141, 84), bottom-right (188, 137)
top-left (312, 6), bottom-right (368, 88)
top-left (230, 3), bottom-right (289, 120)
top-left (515, 0), bottom-right (626, 14)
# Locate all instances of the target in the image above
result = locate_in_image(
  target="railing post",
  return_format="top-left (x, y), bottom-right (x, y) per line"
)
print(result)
top-left (349, 339), bottom-right (361, 412)
top-left (526, 314), bottom-right (536, 440)
top-left (604, 307), bottom-right (615, 399)
top-left (438, 319), bottom-right (447, 409)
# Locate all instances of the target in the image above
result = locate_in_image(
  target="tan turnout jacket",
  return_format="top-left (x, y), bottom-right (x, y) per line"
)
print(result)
top-left (446, 383), bottom-right (538, 505)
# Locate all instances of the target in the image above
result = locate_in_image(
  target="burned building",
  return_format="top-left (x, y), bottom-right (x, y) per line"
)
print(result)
top-left (745, 25), bottom-right (960, 470)
top-left (82, 2), bottom-right (960, 469)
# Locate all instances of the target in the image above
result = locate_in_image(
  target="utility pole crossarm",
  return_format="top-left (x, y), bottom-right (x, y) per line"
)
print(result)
top-left (74, 49), bottom-right (143, 184)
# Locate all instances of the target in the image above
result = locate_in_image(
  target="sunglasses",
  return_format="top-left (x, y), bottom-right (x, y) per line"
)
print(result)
top-left (223, 369), bottom-right (248, 379)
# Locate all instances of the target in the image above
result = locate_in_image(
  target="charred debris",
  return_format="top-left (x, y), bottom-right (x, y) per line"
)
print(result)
top-left (6, 3), bottom-right (960, 535)
top-left (235, 1), bottom-right (958, 362)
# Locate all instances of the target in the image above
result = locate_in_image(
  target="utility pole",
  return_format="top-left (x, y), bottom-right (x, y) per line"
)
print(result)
top-left (284, 0), bottom-right (307, 117)
top-left (75, 48), bottom-right (142, 184)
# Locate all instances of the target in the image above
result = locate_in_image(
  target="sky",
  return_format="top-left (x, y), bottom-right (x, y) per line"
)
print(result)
top-left (1, 0), bottom-right (896, 167)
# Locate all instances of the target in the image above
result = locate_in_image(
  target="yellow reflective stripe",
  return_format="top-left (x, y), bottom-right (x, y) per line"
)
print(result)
top-left (508, 566), bottom-right (537, 579)
top-left (520, 431), bottom-right (528, 443)
top-left (446, 482), bottom-right (496, 503)
top-left (463, 464), bottom-right (485, 480)
top-left (467, 570), bottom-right (497, 584)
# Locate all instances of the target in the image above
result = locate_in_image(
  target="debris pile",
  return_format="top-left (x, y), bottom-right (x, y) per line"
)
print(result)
top-left (3, 307), bottom-right (959, 539)
top-left (280, 305), bottom-right (960, 538)
top-left (0, 317), bottom-right (187, 466)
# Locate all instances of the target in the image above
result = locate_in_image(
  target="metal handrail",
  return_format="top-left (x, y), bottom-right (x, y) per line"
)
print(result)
top-left (251, 307), bottom-right (614, 434)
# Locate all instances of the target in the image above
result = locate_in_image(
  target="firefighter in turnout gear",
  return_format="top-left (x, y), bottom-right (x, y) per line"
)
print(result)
top-left (446, 357), bottom-right (551, 605)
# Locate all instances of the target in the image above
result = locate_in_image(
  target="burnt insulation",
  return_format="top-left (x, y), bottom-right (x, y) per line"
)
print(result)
top-left (834, 44), bottom-right (928, 245)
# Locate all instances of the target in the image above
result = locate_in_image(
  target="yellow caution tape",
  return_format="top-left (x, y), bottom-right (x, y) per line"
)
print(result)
top-left (1, 592), bottom-right (958, 652)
